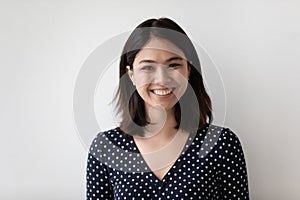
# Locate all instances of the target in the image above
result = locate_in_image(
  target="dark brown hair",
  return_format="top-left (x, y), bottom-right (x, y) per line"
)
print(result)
top-left (114, 18), bottom-right (212, 136)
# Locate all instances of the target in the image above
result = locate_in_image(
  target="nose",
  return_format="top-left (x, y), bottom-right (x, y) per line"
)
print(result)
top-left (152, 66), bottom-right (171, 85)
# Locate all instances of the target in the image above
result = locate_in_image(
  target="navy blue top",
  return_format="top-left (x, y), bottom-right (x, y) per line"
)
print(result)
top-left (86, 124), bottom-right (249, 199)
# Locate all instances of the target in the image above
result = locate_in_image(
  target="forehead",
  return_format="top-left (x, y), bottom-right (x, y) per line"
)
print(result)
top-left (134, 38), bottom-right (186, 63)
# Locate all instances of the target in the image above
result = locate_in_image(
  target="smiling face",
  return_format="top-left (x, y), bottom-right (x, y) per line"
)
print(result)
top-left (128, 37), bottom-right (191, 113)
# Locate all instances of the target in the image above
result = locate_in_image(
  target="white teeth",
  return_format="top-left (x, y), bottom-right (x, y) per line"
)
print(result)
top-left (152, 89), bottom-right (172, 96)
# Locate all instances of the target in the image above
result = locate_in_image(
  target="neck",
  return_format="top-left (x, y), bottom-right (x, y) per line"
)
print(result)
top-left (134, 106), bottom-right (185, 153)
top-left (141, 106), bottom-right (177, 140)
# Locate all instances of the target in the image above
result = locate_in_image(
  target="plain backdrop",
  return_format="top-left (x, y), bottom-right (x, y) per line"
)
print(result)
top-left (1, 0), bottom-right (300, 199)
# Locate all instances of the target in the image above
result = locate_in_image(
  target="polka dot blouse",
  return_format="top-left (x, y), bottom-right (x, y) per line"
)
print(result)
top-left (86, 124), bottom-right (250, 199)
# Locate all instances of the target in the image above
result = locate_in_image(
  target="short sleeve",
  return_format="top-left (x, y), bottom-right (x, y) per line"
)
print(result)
top-left (86, 134), bottom-right (114, 200)
top-left (218, 128), bottom-right (250, 199)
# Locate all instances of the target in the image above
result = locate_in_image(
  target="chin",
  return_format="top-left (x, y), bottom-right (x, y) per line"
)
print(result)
top-left (146, 102), bottom-right (177, 112)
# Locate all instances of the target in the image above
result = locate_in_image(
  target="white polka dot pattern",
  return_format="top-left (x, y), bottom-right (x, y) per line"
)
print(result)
top-left (86, 124), bottom-right (250, 199)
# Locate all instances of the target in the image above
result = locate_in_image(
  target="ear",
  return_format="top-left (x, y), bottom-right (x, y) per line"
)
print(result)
top-left (126, 65), bottom-right (135, 85)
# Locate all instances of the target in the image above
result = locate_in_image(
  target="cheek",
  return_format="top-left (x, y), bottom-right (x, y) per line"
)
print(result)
top-left (132, 74), bottom-right (152, 98)
top-left (134, 74), bottom-right (152, 87)
top-left (136, 84), bottom-right (149, 91)
top-left (135, 84), bottom-right (151, 99)
top-left (172, 70), bottom-right (189, 85)
top-left (172, 72), bottom-right (189, 96)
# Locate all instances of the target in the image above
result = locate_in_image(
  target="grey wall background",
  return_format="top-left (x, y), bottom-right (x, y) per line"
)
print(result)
top-left (1, 0), bottom-right (299, 199)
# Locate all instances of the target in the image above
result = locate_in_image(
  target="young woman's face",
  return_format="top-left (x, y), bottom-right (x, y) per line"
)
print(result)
top-left (128, 37), bottom-right (190, 112)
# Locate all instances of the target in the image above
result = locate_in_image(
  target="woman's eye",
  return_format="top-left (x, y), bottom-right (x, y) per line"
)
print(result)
top-left (141, 65), bottom-right (154, 70)
top-left (168, 63), bottom-right (181, 68)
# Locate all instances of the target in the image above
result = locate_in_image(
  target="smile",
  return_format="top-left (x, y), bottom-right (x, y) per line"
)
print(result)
top-left (151, 88), bottom-right (174, 96)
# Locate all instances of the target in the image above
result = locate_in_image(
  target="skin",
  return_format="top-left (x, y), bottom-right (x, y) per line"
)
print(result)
top-left (129, 37), bottom-right (190, 113)
top-left (127, 37), bottom-right (191, 180)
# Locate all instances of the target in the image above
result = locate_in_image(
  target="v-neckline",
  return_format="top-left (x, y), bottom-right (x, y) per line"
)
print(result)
top-left (130, 131), bottom-right (196, 182)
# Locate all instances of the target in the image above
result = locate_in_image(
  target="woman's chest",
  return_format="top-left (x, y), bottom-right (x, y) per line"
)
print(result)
top-left (107, 152), bottom-right (221, 199)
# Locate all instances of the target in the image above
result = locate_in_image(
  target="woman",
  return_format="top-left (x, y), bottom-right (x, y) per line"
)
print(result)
top-left (87, 18), bottom-right (249, 199)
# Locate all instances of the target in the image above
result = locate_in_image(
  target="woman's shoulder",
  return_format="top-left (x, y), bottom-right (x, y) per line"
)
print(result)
top-left (89, 127), bottom-right (134, 153)
top-left (91, 127), bottom-right (125, 142)
top-left (200, 123), bottom-right (240, 138)
top-left (195, 123), bottom-right (245, 159)
top-left (197, 123), bottom-right (243, 148)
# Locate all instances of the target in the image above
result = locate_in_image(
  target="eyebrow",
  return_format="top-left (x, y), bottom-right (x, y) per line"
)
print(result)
top-left (138, 56), bottom-right (184, 64)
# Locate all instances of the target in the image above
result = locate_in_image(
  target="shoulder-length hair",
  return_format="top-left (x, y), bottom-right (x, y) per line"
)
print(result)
top-left (113, 18), bottom-right (212, 136)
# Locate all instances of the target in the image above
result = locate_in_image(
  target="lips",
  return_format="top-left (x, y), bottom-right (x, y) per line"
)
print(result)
top-left (150, 88), bottom-right (175, 96)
